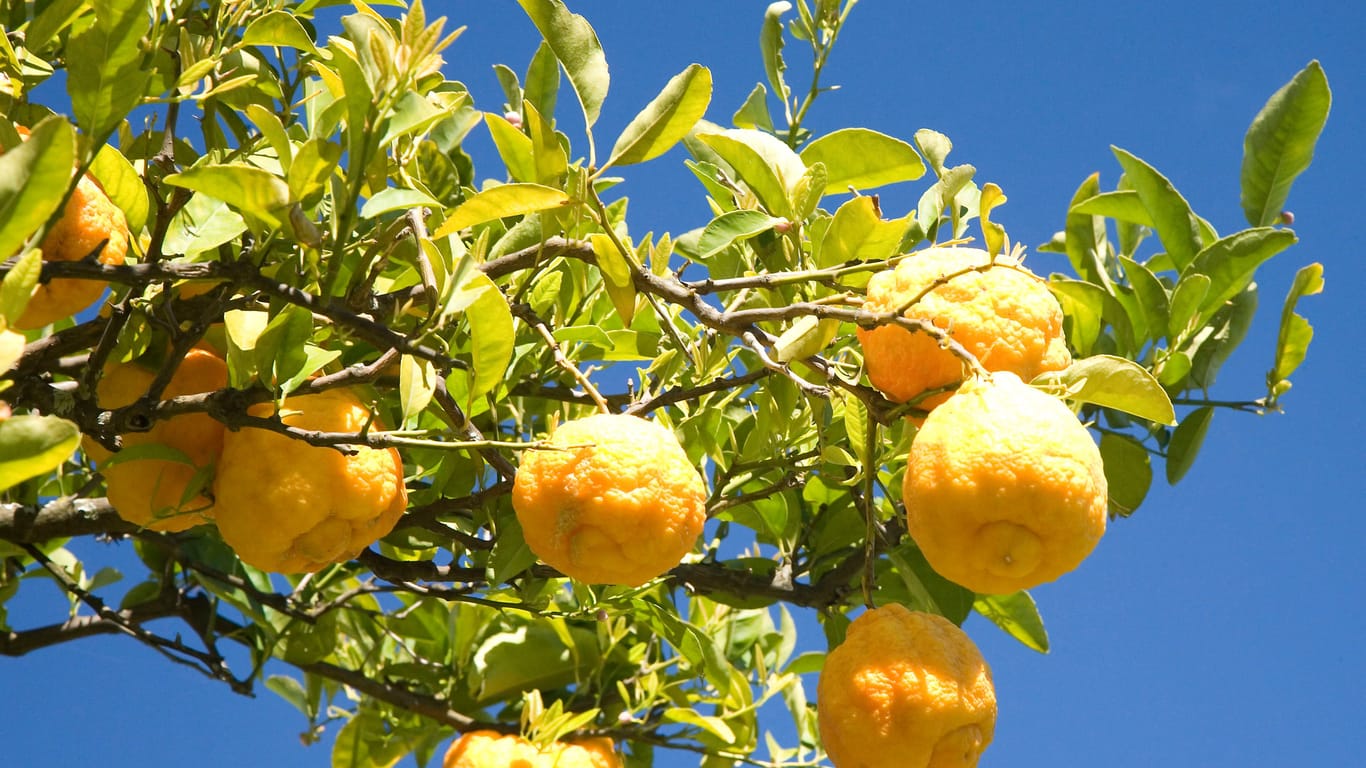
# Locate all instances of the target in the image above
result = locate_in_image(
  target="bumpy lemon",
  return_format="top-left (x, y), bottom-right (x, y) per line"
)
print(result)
top-left (6, 127), bottom-right (129, 330)
top-left (443, 731), bottom-right (622, 768)
top-left (818, 604), bottom-right (996, 768)
top-left (212, 389), bottom-right (407, 573)
top-left (857, 247), bottom-right (1069, 414)
top-left (904, 372), bottom-right (1107, 595)
top-left (82, 348), bottom-right (227, 532)
top-left (512, 413), bottom-right (706, 586)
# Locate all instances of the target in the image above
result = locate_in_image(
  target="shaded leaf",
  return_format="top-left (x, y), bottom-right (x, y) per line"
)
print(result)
top-left (1187, 227), bottom-right (1296, 320)
top-left (774, 316), bottom-right (839, 363)
top-left (1241, 61), bottom-right (1331, 227)
top-left (1166, 406), bottom-right (1213, 484)
top-left (1100, 432), bottom-right (1152, 516)
top-left (164, 165), bottom-right (291, 228)
top-left (695, 210), bottom-right (784, 259)
top-left (732, 83), bottom-right (775, 132)
top-left (66, 0), bottom-right (150, 139)
top-left (1063, 173), bottom-right (1110, 288)
top-left (1167, 273), bottom-right (1210, 342)
top-left (1071, 189), bottom-right (1154, 227)
top-left (0, 251), bottom-right (42, 328)
top-left (799, 128), bottom-right (925, 195)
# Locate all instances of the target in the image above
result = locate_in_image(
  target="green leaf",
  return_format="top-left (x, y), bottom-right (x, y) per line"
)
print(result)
top-left (662, 708), bottom-right (737, 746)
top-left (1166, 406), bottom-right (1213, 484)
top-left (1050, 279), bottom-right (1135, 357)
top-left (485, 111), bottom-right (537, 183)
top-left (1070, 190), bottom-right (1154, 227)
top-left (359, 187), bottom-right (441, 220)
top-left (1167, 273), bottom-right (1210, 342)
top-left (798, 128), bottom-right (925, 195)
top-left (164, 165), bottom-right (291, 228)
top-left (66, 0), bottom-right (150, 139)
top-left (432, 183), bottom-right (571, 237)
top-left (733, 83), bottom-right (775, 132)
top-left (448, 273), bottom-right (513, 400)
top-left (514, 0), bottom-right (610, 129)
top-left (1187, 283), bottom-right (1258, 391)
top-left (0, 251), bottom-right (43, 328)
top-left (819, 196), bottom-right (910, 268)
top-left (286, 138), bottom-right (342, 208)
top-left (265, 675), bottom-right (310, 718)
top-left (1112, 147), bottom-right (1202, 271)
top-left (979, 182), bottom-right (1007, 258)
top-left (0, 117), bottom-right (75, 261)
top-left (399, 355), bottom-right (437, 425)
top-left (89, 143), bottom-right (149, 234)
top-left (774, 316), bottom-right (839, 363)
top-left (1186, 227), bottom-right (1296, 320)
top-left (589, 233), bottom-right (637, 325)
top-left (607, 64), bottom-right (712, 168)
top-left (523, 41), bottom-right (561, 120)
top-left (1063, 173), bottom-right (1111, 288)
top-left (695, 210), bottom-right (784, 259)
top-left (522, 102), bottom-right (568, 185)
top-left (1268, 262), bottom-right (1324, 398)
top-left (1099, 432), bottom-right (1152, 516)
top-left (761, 2), bottom-right (792, 106)
top-left (1241, 61), bottom-right (1331, 227)
top-left (242, 11), bottom-right (320, 56)
top-left (1120, 257), bottom-right (1170, 349)
top-left (1034, 354), bottom-right (1175, 425)
top-left (331, 711), bottom-right (409, 768)
top-left (0, 415), bottom-right (81, 491)
top-left (974, 591), bottom-right (1049, 653)
top-left (695, 129), bottom-right (805, 217)
top-left (254, 304), bottom-right (313, 390)
top-left (913, 128), bottom-right (953, 177)
top-left (0, 329), bottom-right (24, 374)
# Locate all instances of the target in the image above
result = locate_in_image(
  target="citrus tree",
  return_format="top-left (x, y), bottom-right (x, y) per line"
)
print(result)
top-left (0, 1), bottom-right (1331, 766)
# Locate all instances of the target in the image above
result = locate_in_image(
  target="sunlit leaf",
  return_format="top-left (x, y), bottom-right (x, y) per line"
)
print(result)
top-left (695, 210), bottom-right (784, 259)
top-left (1241, 61), bottom-right (1331, 227)
top-left (432, 183), bottom-right (571, 237)
top-left (514, 0), bottom-right (610, 128)
top-left (89, 143), bottom-right (148, 234)
top-left (974, 591), bottom-right (1049, 653)
top-left (0, 117), bottom-right (74, 261)
top-left (66, 0), bottom-right (150, 139)
top-left (0, 415), bottom-right (81, 492)
top-left (732, 83), bottom-right (775, 132)
top-left (1268, 262), bottom-right (1324, 399)
top-left (1167, 273), bottom-right (1210, 342)
top-left (761, 2), bottom-right (792, 105)
top-left (979, 182), bottom-right (1007, 258)
top-left (1112, 147), bottom-right (1202, 271)
top-left (774, 316), bottom-right (839, 363)
top-left (819, 196), bottom-right (909, 267)
top-left (359, 187), bottom-right (442, 220)
top-left (399, 355), bottom-right (437, 425)
top-left (485, 111), bottom-right (537, 183)
top-left (913, 128), bottom-right (952, 177)
top-left (1187, 227), bottom-right (1296, 320)
top-left (799, 128), bottom-right (925, 195)
top-left (1063, 173), bottom-right (1110, 289)
top-left (242, 11), bottom-right (320, 55)
top-left (695, 129), bottom-right (805, 217)
top-left (1070, 189), bottom-right (1154, 227)
top-left (608, 64), bottom-right (712, 168)
top-left (164, 165), bottom-right (291, 228)
top-left (1034, 354), bottom-right (1175, 425)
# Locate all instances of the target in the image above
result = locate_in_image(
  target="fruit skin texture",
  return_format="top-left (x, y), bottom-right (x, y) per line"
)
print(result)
top-left (7, 127), bottom-right (129, 329)
top-left (856, 247), bottom-right (1070, 414)
top-left (512, 412), bottom-right (706, 586)
top-left (443, 731), bottom-right (622, 768)
top-left (903, 372), bottom-right (1108, 595)
top-left (212, 389), bottom-right (407, 573)
top-left (817, 604), bottom-right (996, 768)
top-left (81, 348), bottom-right (228, 532)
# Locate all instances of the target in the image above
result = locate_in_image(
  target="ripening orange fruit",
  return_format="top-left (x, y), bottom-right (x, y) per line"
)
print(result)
top-left (512, 412), bottom-right (707, 586)
top-left (903, 373), bottom-right (1108, 595)
top-left (857, 247), bottom-right (1069, 416)
top-left (818, 604), bottom-right (996, 768)
top-left (443, 731), bottom-right (622, 768)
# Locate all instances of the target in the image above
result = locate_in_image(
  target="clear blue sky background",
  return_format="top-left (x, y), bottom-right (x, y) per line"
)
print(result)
top-left (4, 1), bottom-right (1363, 766)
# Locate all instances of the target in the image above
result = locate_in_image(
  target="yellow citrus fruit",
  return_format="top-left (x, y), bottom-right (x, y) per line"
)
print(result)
top-left (443, 731), bottom-right (622, 768)
top-left (212, 389), bottom-right (407, 573)
top-left (856, 246), bottom-right (1070, 415)
top-left (7, 127), bottom-right (129, 330)
top-left (82, 347), bottom-right (228, 532)
top-left (903, 372), bottom-right (1107, 595)
top-left (512, 412), bottom-right (706, 586)
top-left (817, 604), bottom-right (996, 768)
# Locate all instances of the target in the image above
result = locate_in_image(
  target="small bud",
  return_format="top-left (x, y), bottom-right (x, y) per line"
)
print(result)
top-left (504, 110), bottom-right (523, 129)
top-left (773, 218), bottom-right (793, 234)
top-left (1280, 210), bottom-right (1295, 225)
top-left (617, 711), bottom-right (634, 725)
top-left (595, 608), bottom-right (609, 622)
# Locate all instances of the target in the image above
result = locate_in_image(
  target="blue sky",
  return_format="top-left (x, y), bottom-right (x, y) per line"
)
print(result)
top-left (4, 1), bottom-right (1364, 766)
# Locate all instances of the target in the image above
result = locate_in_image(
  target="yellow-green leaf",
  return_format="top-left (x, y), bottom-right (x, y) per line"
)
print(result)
top-left (0, 415), bottom-right (81, 492)
top-left (432, 183), bottom-right (571, 237)
top-left (607, 64), bottom-right (712, 168)
top-left (799, 128), bottom-right (925, 195)
top-left (1034, 354), bottom-right (1176, 425)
